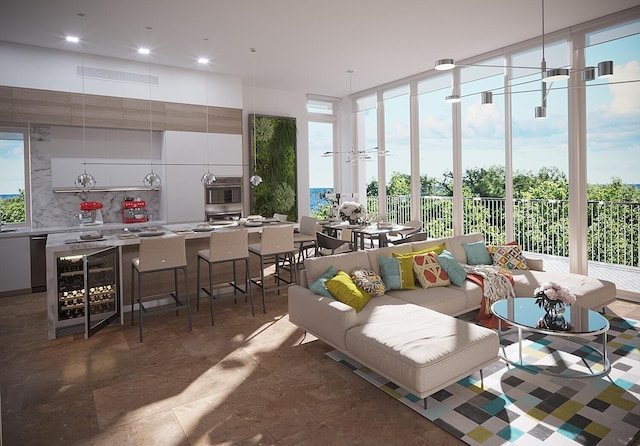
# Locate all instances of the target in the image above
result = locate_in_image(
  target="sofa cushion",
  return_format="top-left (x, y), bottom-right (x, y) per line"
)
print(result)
top-left (309, 266), bottom-right (339, 297)
top-left (413, 252), bottom-right (450, 288)
top-left (435, 250), bottom-right (467, 286)
top-left (345, 303), bottom-right (498, 398)
top-left (379, 257), bottom-right (416, 290)
top-left (351, 269), bottom-right (386, 297)
top-left (445, 233), bottom-right (485, 264)
top-left (366, 244), bottom-right (413, 278)
top-left (386, 285), bottom-right (470, 316)
top-left (490, 244), bottom-right (529, 270)
top-left (510, 269), bottom-right (616, 310)
top-left (462, 240), bottom-right (493, 265)
top-left (304, 250), bottom-right (371, 285)
top-left (325, 271), bottom-right (372, 312)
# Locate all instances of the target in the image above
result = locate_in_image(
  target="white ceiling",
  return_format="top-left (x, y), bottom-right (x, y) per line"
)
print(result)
top-left (1, 0), bottom-right (639, 98)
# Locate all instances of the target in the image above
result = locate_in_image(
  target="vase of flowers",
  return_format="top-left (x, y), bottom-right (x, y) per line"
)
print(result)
top-left (534, 281), bottom-right (576, 316)
top-left (338, 201), bottom-right (365, 225)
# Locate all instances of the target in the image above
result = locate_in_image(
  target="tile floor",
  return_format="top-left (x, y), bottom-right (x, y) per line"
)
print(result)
top-left (1, 290), bottom-right (639, 446)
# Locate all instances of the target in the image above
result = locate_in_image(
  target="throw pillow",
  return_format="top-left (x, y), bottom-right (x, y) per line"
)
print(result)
top-left (413, 252), bottom-right (450, 288)
top-left (436, 250), bottom-right (467, 286)
top-left (309, 266), bottom-right (339, 297)
top-left (351, 269), bottom-right (386, 297)
top-left (325, 271), bottom-right (372, 312)
top-left (491, 244), bottom-right (529, 270)
top-left (378, 257), bottom-right (416, 290)
top-left (462, 240), bottom-right (493, 265)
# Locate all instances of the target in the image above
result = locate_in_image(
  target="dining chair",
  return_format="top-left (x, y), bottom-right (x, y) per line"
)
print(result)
top-left (387, 220), bottom-right (423, 244)
top-left (294, 215), bottom-right (318, 263)
top-left (248, 225), bottom-right (297, 312)
top-left (196, 228), bottom-right (254, 325)
top-left (316, 231), bottom-right (355, 256)
top-left (388, 231), bottom-right (428, 245)
top-left (130, 234), bottom-right (192, 342)
top-left (273, 213), bottom-right (289, 222)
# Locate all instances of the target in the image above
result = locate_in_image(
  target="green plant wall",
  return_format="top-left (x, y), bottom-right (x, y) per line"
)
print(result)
top-left (249, 114), bottom-right (297, 221)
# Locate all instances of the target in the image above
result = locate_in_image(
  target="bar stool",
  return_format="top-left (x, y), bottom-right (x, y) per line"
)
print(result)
top-left (249, 225), bottom-right (297, 313)
top-left (196, 228), bottom-right (254, 325)
top-left (130, 235), bottom-right (192, 342)
top-left (293, 216), bottom-right (318, 263)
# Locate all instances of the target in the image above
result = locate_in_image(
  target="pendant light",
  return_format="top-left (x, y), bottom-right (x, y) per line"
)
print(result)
top-left (248, 47), bottom-right (262, 188)
top-left (74, 55), bottom-right (97, 191)
top-left (143, 63), bottom-right (161, 188)
top-left (200, 68), bottom-right (216, 186)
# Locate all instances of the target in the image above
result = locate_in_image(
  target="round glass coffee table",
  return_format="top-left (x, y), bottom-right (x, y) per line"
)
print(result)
top-left (491, 297), bottom-right (610, 377)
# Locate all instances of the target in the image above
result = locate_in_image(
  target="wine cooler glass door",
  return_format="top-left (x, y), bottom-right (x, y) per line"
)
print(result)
top-left (84, 246), bottom-right (121, 338)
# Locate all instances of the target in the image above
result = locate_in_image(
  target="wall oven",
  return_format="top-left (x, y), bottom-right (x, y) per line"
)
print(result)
top-left (204, 177), bottom-right (243, 221)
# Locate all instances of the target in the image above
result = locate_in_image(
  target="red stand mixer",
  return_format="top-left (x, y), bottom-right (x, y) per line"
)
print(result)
top-left (77, 201), bottom-right (104, 226)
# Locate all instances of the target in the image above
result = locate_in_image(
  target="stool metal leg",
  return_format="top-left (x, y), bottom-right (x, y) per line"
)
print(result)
top-left (196, 255), bottom-right (202, 312)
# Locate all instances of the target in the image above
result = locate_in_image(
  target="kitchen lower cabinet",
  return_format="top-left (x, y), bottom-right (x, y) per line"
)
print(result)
top-left (49, 246), bottom-right (121, 339)
top-left (0, 235), bottom-right (31, 296)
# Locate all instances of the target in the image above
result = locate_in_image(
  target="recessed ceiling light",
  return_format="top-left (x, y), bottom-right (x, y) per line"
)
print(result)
top-left (138, 48), bottom-right (150, 55)
top-left (66, 35), bottom-right (80, 43)
top-left (198, 57), bottom-right (210, 64)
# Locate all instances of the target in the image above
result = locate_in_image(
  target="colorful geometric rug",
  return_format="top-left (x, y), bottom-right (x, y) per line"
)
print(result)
top-left (327, 314), bottom-right (640, 446)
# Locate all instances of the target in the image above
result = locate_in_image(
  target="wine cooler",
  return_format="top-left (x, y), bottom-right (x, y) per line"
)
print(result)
top-left (54, 246), bottom-right (121, 338)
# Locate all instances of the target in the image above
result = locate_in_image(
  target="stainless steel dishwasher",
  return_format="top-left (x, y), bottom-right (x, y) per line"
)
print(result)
top-left (30, 234), bottom-right (48, 292)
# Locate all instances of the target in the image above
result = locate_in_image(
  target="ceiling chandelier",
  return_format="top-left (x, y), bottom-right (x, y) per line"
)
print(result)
top-left (435, 0), bottom-right (614, 118)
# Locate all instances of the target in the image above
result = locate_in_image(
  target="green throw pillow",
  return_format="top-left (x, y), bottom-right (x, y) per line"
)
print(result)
top-left (462, 240), bottom-right (492, 265)
top-left (436, 250), bottom-right (467, 286)
top-left (325, 271), bottom-right (372, 312)
top-left (309, 266), bottom-right (338, 298)
top-left (379, 257), bottom-right (416, 290)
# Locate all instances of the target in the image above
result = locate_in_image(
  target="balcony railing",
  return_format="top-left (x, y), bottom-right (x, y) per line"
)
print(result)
top-left (367, 195), bottom-right (640, 269)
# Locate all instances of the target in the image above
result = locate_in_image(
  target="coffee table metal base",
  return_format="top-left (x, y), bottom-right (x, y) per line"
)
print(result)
top-left (497, 319), bottom-right (611, 378)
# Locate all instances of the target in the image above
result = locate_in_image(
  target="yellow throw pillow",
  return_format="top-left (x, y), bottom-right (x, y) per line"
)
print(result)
top-left (390, 243), bottom-right (445, 288)
top-left (325, 271), bottom-right (372, 312)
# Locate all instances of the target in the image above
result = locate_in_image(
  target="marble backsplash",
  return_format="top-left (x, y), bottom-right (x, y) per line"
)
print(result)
top-left (30, 126), bottom-right (161, 229)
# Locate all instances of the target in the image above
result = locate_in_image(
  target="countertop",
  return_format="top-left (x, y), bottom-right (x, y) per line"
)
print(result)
top-left (45, 220), bottom-right (295, 251)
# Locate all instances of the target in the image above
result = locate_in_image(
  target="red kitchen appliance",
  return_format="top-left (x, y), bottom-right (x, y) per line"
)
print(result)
top-left (122, 198), bottom-right (148, 223)
top-left (77, 201), bottom-right (103, 226)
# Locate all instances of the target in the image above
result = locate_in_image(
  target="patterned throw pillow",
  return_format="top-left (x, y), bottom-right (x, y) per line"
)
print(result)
top-left (491, 244), bottom-right (529, 270)
top-left (412, 252), bottom-right (450, 288)
top-left (351, 269), bottom-right (386, 297)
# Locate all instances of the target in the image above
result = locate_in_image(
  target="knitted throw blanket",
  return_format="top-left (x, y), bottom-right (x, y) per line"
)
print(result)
top-left (463, 264), bottom-right (515, 313)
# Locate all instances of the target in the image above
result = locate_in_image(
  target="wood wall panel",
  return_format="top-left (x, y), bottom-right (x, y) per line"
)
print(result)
top-left (71, 94), bottom-right (124, 128)
top-left (12, 88), bottom-right (72, 125)
top-left (1, 86), bottom-right (240, 134)
top-left (164, 103), bottom-right (206, 132)
top-left (207, 107), bottom-right (242, 134)
top-left (0, 87), bottom-right (12, 121)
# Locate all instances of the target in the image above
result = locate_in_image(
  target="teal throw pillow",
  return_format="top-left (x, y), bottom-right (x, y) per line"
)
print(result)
top-left (309, 266), bottom-right (339, 298)
top-left (436, 250), bottom-right (467, 286)
top-left (378, 257), bottom-right (415, 290)
top-left (462, 240), bottom-right (492, 265)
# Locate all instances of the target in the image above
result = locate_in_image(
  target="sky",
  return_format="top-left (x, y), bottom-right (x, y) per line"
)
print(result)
top-left (309, 29), bottom-right (640, 189)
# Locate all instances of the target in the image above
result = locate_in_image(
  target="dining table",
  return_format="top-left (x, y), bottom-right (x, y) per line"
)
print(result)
top-left (319, 220), bottom-right (413, 250)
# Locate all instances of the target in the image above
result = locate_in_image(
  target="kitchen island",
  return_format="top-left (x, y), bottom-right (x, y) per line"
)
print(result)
top-left (45, 221), bottom-right (294, 339)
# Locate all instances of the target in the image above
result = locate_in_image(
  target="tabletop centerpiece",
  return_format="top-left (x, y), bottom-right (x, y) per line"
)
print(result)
top-left (338, 201), bottom-right (366, 225)
top-left (534, 281), bottom-right (576, 331)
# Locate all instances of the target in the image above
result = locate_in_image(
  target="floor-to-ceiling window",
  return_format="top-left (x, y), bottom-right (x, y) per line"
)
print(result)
top-left (307, 97), bottom-right (337, 218)
top-left (585, 19), bottom-right (640, 270)
top-left (511, 41), bottom-right (569, 255)
top-left (460, 61), bottom-right (506, 243)
top-left (356, 95), bottom-right (378, 216)
top-left (417, 76), bottom-right (454, 237)
top-left (382, 86), bottom-right (410, 222)
top-left (0, 127), bottom-right (29, 227)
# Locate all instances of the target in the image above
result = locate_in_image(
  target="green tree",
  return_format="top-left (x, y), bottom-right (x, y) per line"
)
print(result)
top-left (0, 189), bottom-right (26, 223)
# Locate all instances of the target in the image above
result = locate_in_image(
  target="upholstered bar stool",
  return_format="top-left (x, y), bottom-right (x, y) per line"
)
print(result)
top-left (249, 225), bottom-right (297, 313)
top-left (196, 228), bottom-right (254, 325)
top-left (130, 234), bottom-right (192, 342)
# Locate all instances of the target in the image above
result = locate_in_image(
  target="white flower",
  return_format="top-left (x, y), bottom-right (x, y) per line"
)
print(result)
top-left (338, 201), bottom-right (365, 219)
top-left (534, 281), bottom-right (576, 305)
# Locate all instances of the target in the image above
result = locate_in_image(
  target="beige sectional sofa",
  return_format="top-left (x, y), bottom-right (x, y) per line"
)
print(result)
top-left (288, 232), bottom-right (616, 405)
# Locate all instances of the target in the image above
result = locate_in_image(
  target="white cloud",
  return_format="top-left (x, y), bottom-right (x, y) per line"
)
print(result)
top-left (607, 60), bottom-right (640, 115)
top-left (463, 102), bottom-right (503, 138)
